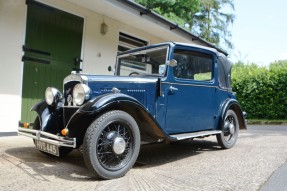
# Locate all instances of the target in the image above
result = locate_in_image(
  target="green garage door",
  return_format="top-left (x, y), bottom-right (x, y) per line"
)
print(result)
top-left (21, 1), bottom-right (84, 122)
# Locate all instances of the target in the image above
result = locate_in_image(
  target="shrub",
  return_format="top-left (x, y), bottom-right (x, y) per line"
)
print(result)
top-left (231, 61), bottom-right (287, 119)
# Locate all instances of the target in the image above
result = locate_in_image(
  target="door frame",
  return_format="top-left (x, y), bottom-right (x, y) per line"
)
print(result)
top-left (164, 46), bottom-right (218, 134)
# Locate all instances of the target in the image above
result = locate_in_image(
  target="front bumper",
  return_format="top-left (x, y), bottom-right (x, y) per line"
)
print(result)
top-left (18, 127), bottom-right (76, 148)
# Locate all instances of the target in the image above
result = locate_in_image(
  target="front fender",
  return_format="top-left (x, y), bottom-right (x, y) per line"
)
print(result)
top-left (217, 99), bottom-right (247, 130)
top-left (67, 93), bottom-right (169, 144)
top-left (79, 93), bottom-right (142, 113)
top-left (31, 100), bottom-right (64, 133)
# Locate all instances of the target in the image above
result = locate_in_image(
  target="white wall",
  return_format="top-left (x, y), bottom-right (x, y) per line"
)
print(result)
top-left (0, 0), bottom-right (210, 132)
top-left (0, 0), bottom-right (165, 132)
top-left (38, 0), bottom-right (166, 75)
top-left (0, 0), bottom-right (26, 132)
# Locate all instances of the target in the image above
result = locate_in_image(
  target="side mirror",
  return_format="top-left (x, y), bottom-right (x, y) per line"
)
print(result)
top-left (167, 59), bottom-right (177, 67)
top-left (108, 66), bottom-right (114, 72)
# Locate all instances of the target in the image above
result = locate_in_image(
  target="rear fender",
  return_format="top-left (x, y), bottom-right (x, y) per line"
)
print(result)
top-left (66, 93), bottom-right (169, 144)
top-left (217, 99), bottom-right (247, 130)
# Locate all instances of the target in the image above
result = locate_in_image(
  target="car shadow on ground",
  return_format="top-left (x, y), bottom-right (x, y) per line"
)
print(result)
top-left (135, 139), bottom-right (221, 168)
top-left (5, 138), bottom-right (221, 181)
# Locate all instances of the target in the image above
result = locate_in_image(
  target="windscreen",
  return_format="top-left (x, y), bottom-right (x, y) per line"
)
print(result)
top-left (116, 46), bottom-right (169, 76)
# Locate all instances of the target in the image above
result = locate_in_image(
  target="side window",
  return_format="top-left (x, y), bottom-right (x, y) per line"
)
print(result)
top-left (173, 49), bottom-right (213, 81)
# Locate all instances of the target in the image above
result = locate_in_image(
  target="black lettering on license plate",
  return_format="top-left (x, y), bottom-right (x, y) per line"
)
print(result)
top-left (35, 140), bottom-right (59, 156)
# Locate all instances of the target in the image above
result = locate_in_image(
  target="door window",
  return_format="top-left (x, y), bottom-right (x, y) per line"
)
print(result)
top-left (173, 50), bottom-right (213, 81)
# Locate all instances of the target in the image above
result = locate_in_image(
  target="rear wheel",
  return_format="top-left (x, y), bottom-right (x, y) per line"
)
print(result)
top-left (216, 109), bottom-right (239, 149)
top-left (83, 110), bottom-right (140, 179)
top-left (32, 117), bottom-right (73, 157)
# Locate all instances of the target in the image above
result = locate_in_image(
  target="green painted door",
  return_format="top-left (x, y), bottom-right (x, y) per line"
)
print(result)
top-left (21, 1), bottom-right (84, 122)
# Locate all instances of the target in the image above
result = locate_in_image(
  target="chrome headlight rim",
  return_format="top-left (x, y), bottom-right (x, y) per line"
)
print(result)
top-left (72, 84), bottom-right (91, 106)
top-left (45, 87), bottom-right (62, 106)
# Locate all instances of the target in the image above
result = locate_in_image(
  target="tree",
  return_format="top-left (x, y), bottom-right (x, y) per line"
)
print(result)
top-left (134, 0), bottom-right (235, 49)
top-left (195, 0), bottom-right (235, 49)
top-left (135, 0), bottom-right (200, 29)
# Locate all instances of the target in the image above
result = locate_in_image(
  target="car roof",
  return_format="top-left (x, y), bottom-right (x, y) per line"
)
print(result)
top-left (117, 42), bottom-right (223, 57)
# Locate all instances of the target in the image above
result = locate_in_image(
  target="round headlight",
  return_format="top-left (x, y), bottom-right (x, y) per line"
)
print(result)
top-left (73, 84), bottom-right (91, 106)
top-left (45, 87), bottom-right (62, 106)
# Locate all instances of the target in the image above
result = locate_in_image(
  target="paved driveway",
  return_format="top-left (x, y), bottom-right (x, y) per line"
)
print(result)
top-left (0, 125), bottom-right (287, 191)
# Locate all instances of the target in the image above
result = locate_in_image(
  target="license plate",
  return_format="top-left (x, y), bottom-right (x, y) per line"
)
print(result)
top-left (34, 140), bottom-right (59, 156)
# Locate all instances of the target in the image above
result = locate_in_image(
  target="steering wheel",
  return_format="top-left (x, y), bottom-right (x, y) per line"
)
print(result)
top-left (129, 72), bottom-right (139, 76)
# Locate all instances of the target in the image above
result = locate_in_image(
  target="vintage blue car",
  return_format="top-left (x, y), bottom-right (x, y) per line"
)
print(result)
top-left (18, 42), bottom-right (246, 179)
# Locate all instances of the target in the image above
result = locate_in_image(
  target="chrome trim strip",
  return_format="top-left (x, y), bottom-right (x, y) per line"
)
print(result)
top-left (88, 77), bottom-right (158, 83)
top-left (62, 106), bottom-right (80, 108)
top-left (64, 74), bottom-right (83, 84)
top-left (162, 82), bottom-right (217, 89)
top-left (170, 130), bottom-right (222, 141)
top-left (18, 127), bottom-right (76, 148)
top-left (63, 74), bottom-right (88, 85)
top-left (117, 45), bottom-right (169, 58)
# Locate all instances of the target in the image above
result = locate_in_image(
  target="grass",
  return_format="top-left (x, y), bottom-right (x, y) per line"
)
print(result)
top-left (247, 119), bottom-right (287, 125)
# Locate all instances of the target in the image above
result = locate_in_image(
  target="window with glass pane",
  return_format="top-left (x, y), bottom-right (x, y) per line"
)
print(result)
top-left (117, 46), bottom-right (168, 76)
top-left (173, 50), bottom-right (213, 81)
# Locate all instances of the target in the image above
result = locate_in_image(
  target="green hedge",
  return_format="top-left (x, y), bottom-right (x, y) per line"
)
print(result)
top-left (232, 61), bottom-right (287, 119)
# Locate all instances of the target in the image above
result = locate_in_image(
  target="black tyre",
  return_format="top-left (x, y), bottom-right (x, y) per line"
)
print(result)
top-left (216, 109), bottom-right (239, 149)
top-left (32, 117), bottom-right (73, 157)
top-left (83, 110), bottom-right (140, 179)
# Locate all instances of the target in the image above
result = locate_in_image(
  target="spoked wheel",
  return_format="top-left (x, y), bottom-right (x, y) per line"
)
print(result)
top-left (217, 109), bottom-right (239, 149)
top-left (83, 110), bottom-right (140, 179)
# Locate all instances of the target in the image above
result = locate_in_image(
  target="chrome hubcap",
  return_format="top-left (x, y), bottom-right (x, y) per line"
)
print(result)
top-left (224, 121), bottom-right (235, 135)
top-left (113, 137), bottom-right (126, 155)
top-left (228, 123), bottom-right (235, 135)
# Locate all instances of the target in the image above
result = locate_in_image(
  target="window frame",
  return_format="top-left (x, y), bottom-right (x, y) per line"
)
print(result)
top-left (116, 45), bottom-right (170, 77)
top-left (172, 48), bottom-right (215, 83)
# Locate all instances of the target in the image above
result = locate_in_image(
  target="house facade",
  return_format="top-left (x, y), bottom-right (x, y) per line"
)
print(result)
top-left (0, 0), bottom-right (225, 132)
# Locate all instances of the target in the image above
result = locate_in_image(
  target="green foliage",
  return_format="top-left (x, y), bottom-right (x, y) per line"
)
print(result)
top-left (194, 72), bottom-right (212, 80)
top-left (134, 0), bottom-right (234, 49)
top-left (135, 0), bottom-right (200, 28)
top-left (195, 0), bottom-right (235, 49)
top-left (232, 61), bottom-right (287, 119)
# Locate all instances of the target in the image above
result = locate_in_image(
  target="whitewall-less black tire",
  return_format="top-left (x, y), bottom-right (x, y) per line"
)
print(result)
top-left (216, 109), bottom-right (239, 149)
top-left (83, 110), bottom-right (140, 179)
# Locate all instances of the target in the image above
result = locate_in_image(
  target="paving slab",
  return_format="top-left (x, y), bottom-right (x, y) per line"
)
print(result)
top-left (0, 125), bottom-right (287, 191)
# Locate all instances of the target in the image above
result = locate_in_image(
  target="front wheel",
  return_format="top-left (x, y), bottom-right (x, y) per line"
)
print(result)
top-left (216, 109), bottom-right (239, 149)
top-left (83, 110), bottom-right (140, 179)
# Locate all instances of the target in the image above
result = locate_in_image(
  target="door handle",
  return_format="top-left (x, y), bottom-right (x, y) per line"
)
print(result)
top-left (169, 86), bottom-right (178, 94)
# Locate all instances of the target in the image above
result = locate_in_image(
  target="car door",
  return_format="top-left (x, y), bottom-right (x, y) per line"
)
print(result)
top-left (165, 48), bottom-right (218, 134)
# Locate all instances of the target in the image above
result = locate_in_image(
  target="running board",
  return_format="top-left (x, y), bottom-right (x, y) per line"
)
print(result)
top-left (169, 130), bottom-right (222, 141)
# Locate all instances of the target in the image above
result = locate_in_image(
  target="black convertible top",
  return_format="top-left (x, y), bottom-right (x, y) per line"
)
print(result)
top-left (218, 54), bottom-right (232, 89)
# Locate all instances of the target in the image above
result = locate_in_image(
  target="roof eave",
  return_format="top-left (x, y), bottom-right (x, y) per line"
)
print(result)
top-left (116, 0), bottom-right (228, 56)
